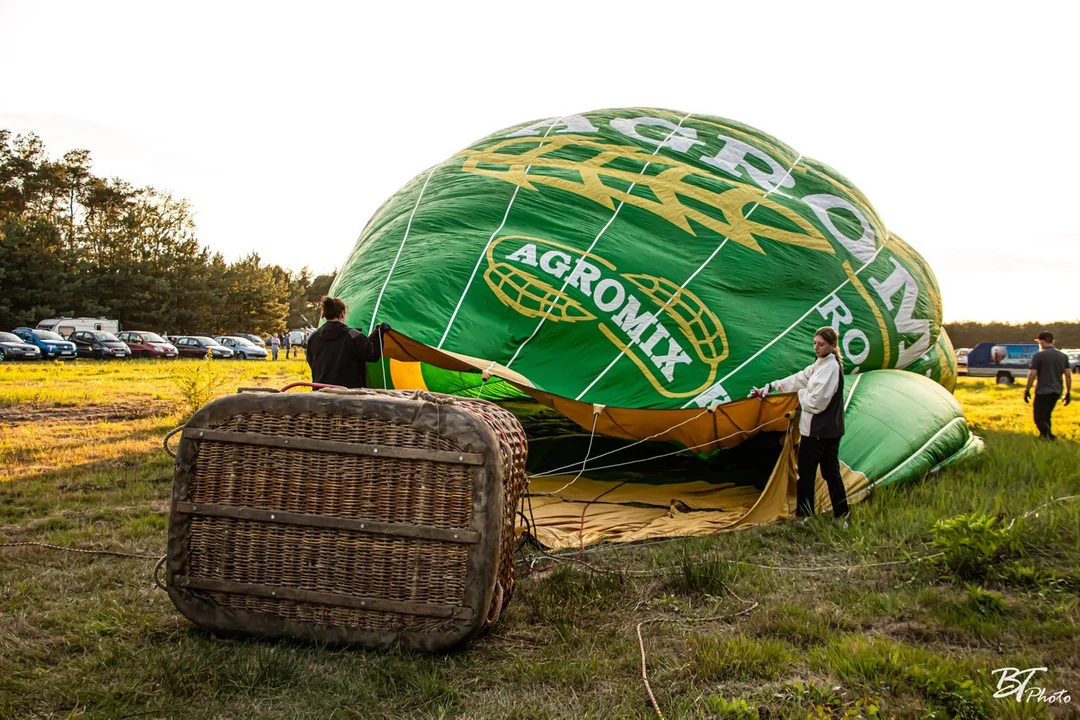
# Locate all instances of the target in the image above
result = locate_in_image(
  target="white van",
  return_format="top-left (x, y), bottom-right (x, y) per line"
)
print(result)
top-left (288, 328), bottom-right (314, 347)
top-left (37, 317), bottom-right (120, 338)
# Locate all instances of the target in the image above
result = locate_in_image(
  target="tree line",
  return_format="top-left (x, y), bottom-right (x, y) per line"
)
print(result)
top-left (944, 322), bottom-right (1080, 349)
top-left (0, 130), bottom-right (337, 335)
top-left (5, 130), bottom-right (1077, 346)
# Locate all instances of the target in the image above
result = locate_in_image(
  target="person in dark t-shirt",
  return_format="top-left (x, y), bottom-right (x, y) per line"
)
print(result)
top-left (306, 296), bottom-right (390, 389)
top-left (1024, 331), bottom-right (1072, 440)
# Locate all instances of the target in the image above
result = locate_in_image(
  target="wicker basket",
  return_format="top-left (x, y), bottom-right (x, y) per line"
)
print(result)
top-left (166, 387), bottom-right (527, 651)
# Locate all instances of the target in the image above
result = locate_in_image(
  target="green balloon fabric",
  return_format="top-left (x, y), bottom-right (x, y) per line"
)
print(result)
top-left (839, 370), bottom-right (982, 491)
top-left (335, 107), bottom-right (980, 490)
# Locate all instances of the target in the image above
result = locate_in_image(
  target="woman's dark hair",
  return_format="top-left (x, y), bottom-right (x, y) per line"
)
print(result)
top-left (814, 326), bottom-right (843, 362)
top-left (321, 296), bottom-right (346, 320)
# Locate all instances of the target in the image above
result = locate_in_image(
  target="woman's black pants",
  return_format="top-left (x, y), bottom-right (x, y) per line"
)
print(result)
top-left (797, 435), bottom-right (849, 518)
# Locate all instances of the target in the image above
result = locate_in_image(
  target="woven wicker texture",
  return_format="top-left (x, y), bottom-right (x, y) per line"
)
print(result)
top-left (170, 388), bottom-right (528, 649)
top-left (446, 398), bottom-right (529, 602)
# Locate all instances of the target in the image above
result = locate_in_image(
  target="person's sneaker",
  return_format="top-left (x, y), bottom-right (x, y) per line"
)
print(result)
top-left (833, 516), bottom-right (849, 529)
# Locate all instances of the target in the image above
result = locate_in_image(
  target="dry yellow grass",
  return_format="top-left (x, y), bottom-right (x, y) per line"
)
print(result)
top-left (0, 357), bottom-right (311, 408)
top-left (954, 375), bottom-right (1079, 441)
top-left (0, 358), bottom-right (311, 484)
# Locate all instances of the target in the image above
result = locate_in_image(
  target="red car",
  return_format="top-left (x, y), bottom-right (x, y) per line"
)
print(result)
top-left (117, 331), bottom-right (179, 359)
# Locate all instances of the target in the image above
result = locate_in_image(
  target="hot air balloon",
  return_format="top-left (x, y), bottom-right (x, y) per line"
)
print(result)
top-left (330, 108), bottom-right (982, 548)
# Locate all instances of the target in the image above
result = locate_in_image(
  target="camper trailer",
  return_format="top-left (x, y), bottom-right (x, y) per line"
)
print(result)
top-left (37, 317), bottom-right (120, 338)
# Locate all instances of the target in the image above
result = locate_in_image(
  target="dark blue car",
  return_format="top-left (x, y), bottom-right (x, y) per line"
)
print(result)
top-left (0, 331), bottom-right (42, 361)
top-left (11, 327), bottom-right (78, 360)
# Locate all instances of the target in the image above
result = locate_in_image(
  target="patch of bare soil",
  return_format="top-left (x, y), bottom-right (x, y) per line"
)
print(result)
top-left (0, 401), bottom-right (165, 426)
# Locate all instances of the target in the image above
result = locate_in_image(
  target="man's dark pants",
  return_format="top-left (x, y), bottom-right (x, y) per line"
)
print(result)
top-left (1033, 393), bottom-right (1059, 439)
top-left (797, 435), bottom-right (849, 518)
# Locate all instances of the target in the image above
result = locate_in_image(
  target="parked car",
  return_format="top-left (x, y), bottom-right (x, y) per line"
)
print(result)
top-left (236, 333), bottom-right (266, 348)
top-left (955, 347), bottom-right (970, 375)
top-left (11, 327), bottom-right (78, 359)
top-left (0, 331), bottom-right (42, 361)
top-left (173, 336), bottom-right (235, 359)
top-left (117, 331), bottom-right (178, 359)
top-left (215, 336), bottom-right (268, 360)
top-left (1068, 350), bottom-right (1080, 375)
top-left (965, 342), bottom-right (1038, 384)
top-left (69, 330), bottom-right (132, 359)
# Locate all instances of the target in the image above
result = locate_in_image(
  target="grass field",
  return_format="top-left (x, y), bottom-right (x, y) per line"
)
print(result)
top-left (1, 360), bottom-right (1078, 719)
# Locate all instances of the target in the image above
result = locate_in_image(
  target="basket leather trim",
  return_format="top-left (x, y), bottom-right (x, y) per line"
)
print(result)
top-left (175, 576), bottom-right (475, 620)
top-left (175, 502), bottom-right (480, 544)
top-left (181, 427), bottom-right (485, 465)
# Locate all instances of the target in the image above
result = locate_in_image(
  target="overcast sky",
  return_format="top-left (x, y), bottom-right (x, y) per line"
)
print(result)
top-left (2, 0), bottom-right (1076, 323)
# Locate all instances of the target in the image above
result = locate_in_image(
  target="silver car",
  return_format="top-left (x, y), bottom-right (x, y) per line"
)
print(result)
top-left (215, 336), bottom-right (269, 360)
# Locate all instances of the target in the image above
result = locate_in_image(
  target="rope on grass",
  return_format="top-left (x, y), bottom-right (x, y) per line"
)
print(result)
top-left (521, 546), bottom-right (946, 580)
top-left (0, 541), bottom-right (161, 560)
top-left (1008, 494), bottom-right (1080, 529)
top-left (637, 584), bottom-right (760, 720)
top-left (637, 620), bottom-right (666, 720)
top-left (626, 550), bottom-right (947, 577)
top-left (520, 481), bottom-right (1080, 579)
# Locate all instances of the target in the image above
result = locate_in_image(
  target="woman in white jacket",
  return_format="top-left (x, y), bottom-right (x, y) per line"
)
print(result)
top-left (754, 326), bottom-right (849, 523)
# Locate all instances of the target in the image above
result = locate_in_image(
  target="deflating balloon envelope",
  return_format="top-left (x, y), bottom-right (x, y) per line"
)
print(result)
top-left (331, 108), bottom-right (982, 546)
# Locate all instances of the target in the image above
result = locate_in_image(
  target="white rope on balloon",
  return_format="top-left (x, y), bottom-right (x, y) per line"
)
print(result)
top-left (503, 112), bottom-right (696, 372)
top-left (436, 116), bottom-right (570, 350)
top-left (574, 151), bottom-right (805, 402)
top-left (368, 166), bottom-right (438, 334)
top-left (683, 243), bottom-right (887, 408)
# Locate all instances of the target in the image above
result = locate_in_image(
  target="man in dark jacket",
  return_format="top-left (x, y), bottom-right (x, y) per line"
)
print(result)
top-left (306, 296), bottom-right (390, 389)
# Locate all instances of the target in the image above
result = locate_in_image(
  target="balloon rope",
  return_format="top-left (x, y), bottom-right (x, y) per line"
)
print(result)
top-left (843, 373), bottom-right (863, 413)
top-left (530, 405), bottom-right (713, 478)
top-left (575, 152), bottom-right (804, 403)
top-left (503, 112), bottom-right (695, 372)
top-left (378, 329), bottom-right (387, 390)
top-left (368, 166), bottom-right (437, 334)
top-left (528, 416), bottom-right (788, 486)
top-left (683, 243), bottom-right (887, 408)
top-left (539, 411), bottom-right (600, 496)
top-left (437, 117), bottom-right (569, 349)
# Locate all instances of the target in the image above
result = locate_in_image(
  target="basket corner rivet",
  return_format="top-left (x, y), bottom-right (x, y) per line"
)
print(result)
top-left (198, 431), bottom-right (204, 437)
top-left (361, 601), bottom-right (366, 606)
top-left (270, 514), bottom-right (276, 520)
top-left (453, 534), bottom-right (459, 539)
top-left (373, 448), bottom-right (378, 453)
top-left (458, 456), bottom-right (463, 461)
